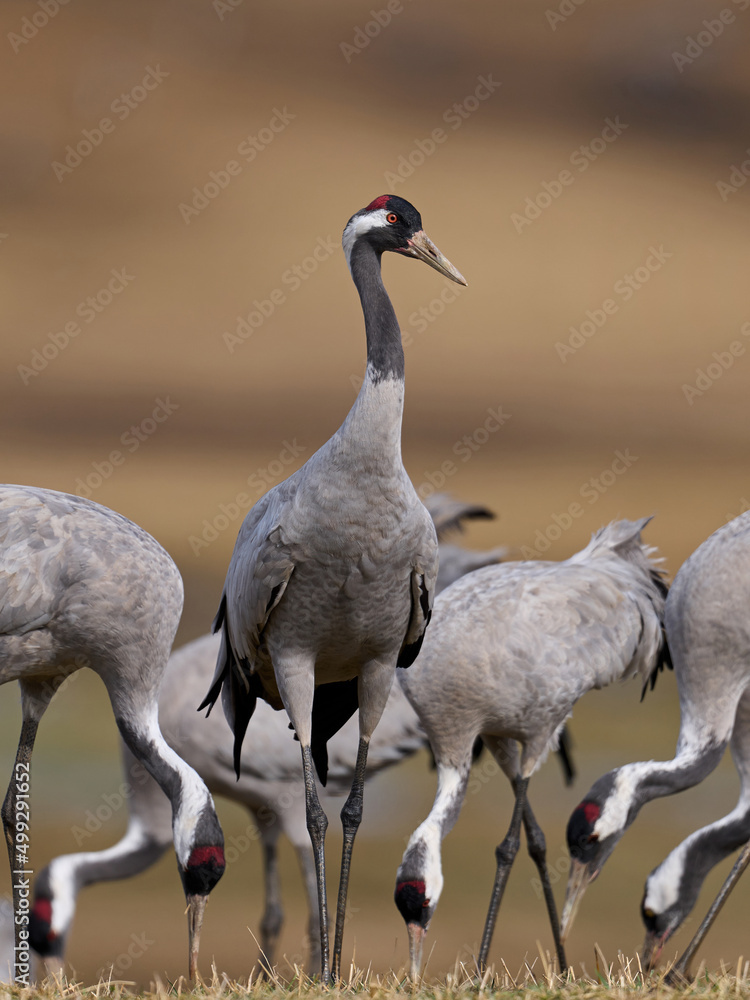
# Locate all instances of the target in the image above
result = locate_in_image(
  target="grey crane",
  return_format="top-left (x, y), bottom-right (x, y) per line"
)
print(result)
top-left (394, 518), bottom-right (669, 979)
top-left (563, 513), bottom-right (750, 971)
top-left (560, 510), bottom-right (750, 978)
top-left (199, 196), bottom-right (466, 981)
top-left (29, 495), bottom-right (503, 975)
top-left (0, 485), bottom-right (225, 980)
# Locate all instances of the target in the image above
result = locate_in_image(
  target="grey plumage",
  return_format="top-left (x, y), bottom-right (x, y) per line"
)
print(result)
top-left (30, 495), bottom-right (500, 974)
top-left (200, 195), bottom-right (466, 981)
top-left (394, 517), bottom-right (668, 978)
top-left (633, 511), bottom-right (750, 975)
top-left (0, 485), bottom-right (225, 980)
top-left (559, 514), bottom-right (750, 966)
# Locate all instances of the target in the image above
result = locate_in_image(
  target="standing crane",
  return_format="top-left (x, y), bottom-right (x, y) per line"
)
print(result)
top-left (560, 510), bottom-right (750, 978)
top-left (563, 513), bottom-right (750, 971)
top-left (200, 200), bottom-right (466, 982)
top-left (394, 518), bottom-right (669, 979)
top-left (29, 495), bottom-right (502, 975)
top-left (0, 485), bottom-right (225, 980)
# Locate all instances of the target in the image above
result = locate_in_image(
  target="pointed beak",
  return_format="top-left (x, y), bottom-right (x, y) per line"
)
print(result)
top-left (186, 893), bottom-right (209, 980)
top-left (407, 922), bottom-right (426, 981)
top-left (560, 858), bottom-right (595, 943)
top-left (402, 230), bottom-right (467, 285)
top-left (641, 929), bottom-right (668, 972)
top-left (43, 955), bottom-right (65, 979)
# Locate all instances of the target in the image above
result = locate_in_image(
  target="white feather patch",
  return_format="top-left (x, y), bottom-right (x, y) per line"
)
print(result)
top-left (342, 208), bottom-right (390, 270)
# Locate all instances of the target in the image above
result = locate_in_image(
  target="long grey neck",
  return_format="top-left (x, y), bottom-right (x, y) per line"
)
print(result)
top-left (626, 738), bottom-right (727, 819)
top-left (349, 241), bottom-right (404, 383)
top-left (681, 805), bottom-right (750, 898)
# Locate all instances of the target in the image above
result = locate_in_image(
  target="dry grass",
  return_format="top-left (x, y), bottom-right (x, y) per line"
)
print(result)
top-left (7, 956), bottom-right (750, 1000)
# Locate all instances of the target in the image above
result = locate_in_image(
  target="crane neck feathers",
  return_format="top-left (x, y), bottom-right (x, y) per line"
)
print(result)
top-left (348, 239), bottom-right (405, 384)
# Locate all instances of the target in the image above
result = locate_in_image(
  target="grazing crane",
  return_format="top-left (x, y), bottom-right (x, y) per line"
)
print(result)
top-left (394, 518), bottom-right (669, 979)
top-left (200, 196), bottom-right (466, 981)
top-left (563, 510), bottom-right (750, 978)
top-left (560, 511), bottom-right (750, 965)
top-left (28, 495), bottom-right (501, 975)
top-left (0, 485), bottom-right (225, 980)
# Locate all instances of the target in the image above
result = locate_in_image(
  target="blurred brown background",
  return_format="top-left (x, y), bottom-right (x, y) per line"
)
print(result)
top-left (2, 0), bottom-right (750, 987)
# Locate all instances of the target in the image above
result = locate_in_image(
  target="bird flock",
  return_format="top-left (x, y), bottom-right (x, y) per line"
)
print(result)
top-left (1, 196), bottom-right (748, 984)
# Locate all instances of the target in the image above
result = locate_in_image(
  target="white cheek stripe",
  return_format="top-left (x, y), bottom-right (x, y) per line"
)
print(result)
top-left (342, 208), bottom-right (389, 269)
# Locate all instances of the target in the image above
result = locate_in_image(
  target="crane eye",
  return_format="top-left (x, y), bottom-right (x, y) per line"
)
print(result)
top-left (387, 212), bottom-right (398, 223)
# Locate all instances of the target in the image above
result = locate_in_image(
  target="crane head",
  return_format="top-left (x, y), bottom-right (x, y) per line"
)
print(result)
top-left (179, 844), bottom-right (226, 979)
top-left (560, 775), bottom-right (626, 942)
top-left (342, 195), bottom-right (467, 285)
top-left (394, 876), bottom-right (439, 980)
top-left (639, 858), bottom-right (693, 970)
top-left (28, 892), bottom-right (66, 975)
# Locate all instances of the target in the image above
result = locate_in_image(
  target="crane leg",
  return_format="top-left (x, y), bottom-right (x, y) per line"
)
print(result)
top-left (478, 774), bottom-right (528, 972)
top-left (257, 818), bottom-right (284, 977)
top-left (522, 799), bottom-right (568, 972)
top-left (1, 718), bottom-right (39, 982)
top-left (666, 840), bottom-right (750, 985)
top-left (300, 743), bottom-right (330, 982)
top-left (332, 735), bottom-right (369, 982)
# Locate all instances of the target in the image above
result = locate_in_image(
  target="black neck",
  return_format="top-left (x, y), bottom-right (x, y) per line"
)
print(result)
top-left (681, 806), bottom-right (750, 902)
top-left (350, 241), bottom-right (404, 382)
